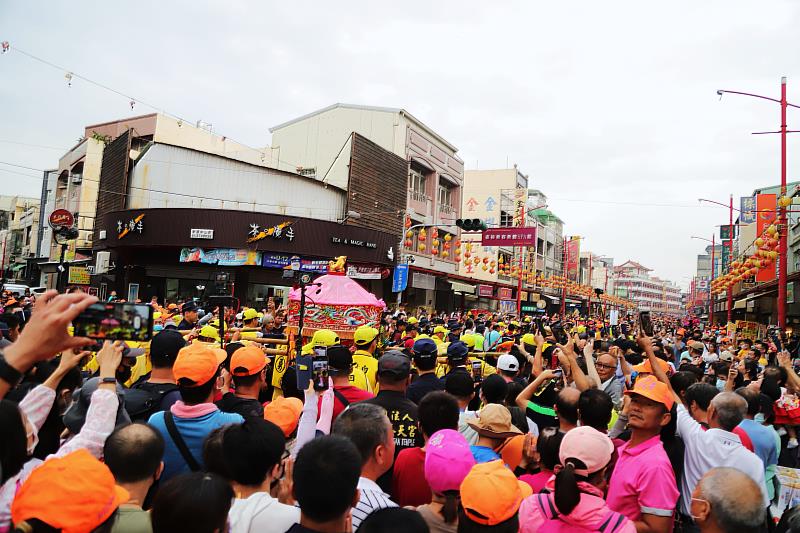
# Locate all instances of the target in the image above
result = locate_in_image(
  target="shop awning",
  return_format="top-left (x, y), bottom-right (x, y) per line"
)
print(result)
top-left (544, 295), bottom-right (560, 303)
top-left (733, 300), bottom-right (747, 310)
top-left (450, 281), bottom-right (475, 294)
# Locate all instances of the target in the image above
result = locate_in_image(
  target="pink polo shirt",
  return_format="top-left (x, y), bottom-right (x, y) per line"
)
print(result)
top-left (607, 435), bottom-right (679, 525)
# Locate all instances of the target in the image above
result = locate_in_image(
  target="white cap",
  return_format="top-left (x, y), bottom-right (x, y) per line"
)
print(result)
top-left (497, 353), bottom-right (519, 372)
top-left (719, 350), bottom-right (734, 362)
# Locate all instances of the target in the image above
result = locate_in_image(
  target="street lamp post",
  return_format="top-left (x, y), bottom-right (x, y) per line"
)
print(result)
top-left (717, 78), bottom-right (800, 329)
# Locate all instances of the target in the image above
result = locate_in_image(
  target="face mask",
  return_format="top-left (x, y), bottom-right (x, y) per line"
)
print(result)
top-left (154, 324), bottom-right (164, 332)
top-left (755, 413), bottom-right (766, 424)
top-left (715, 378), bottom-right (726, 391)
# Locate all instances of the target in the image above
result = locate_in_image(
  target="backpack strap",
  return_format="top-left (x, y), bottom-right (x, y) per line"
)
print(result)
top-left (598, 510), bottom-right (628, 533)
top-left (535, 493), bottom-right (559, 520)
top-left (163, 411), bottom-right (201, 472)
top-left (333, 388), bottom-right (350, 408)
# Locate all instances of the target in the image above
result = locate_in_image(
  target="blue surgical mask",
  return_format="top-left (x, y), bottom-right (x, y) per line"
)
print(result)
top-left (715, 378), bottom-right (726, 391)
top-left (154, 324), bottom-right (164, 332)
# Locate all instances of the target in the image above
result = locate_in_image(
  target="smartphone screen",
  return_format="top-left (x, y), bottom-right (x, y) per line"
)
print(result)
top-left (639, 311), bottom-right (654, 337)
top-left (551, 323), bottom-right (568, 345)
top-left (472, 360), bottom-right (483, 383)
top-left (312, 347), bottom-right (329, 391)
top-left (296, 354), bottom-right (312, 391)
top-left (73, 302), bottom-right (154, 341)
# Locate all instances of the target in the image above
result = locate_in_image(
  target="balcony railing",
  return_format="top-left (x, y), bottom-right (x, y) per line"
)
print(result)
top-left (409, 189), bottom-right (429, 203)
top-left (439, 203), bottom-right (455, 215)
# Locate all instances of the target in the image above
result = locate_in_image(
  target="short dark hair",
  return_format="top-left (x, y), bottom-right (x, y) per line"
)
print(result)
top-left (556, 389), bottom-right (579, 426)
top-left (735, 387), bottom-right (760, 417)
top-left (577, 389), bottom-right (613, 431)
top-left (202, 426), bottom-right (230, 480)
top-left (0, 313), bottom-right (20, 331)
top-left (480, 375), bottom-right (508, 405)
top-left (178, 369), bottom-right (220, 405)
top-left (413, 352), bottom-right (437, 371)
top-left (103, 423), bottom-right (165, 484)
top-left (222, 418), bottom-right (285, 486)
top-left (332, 403), bottom-right (390, 466)
top-left (418, 391), bottom-right (459, 438)
top-left (445, 372), bottom-right (475, 400)
top-left (231, 371), bottom-right (262, 389)
top-left (458, 509), bottom-right (520, 533)
top-left (151, 472), bottom-right (233, 533)
top-left (685, 382), bottom-right (719, 411)
top-left (293, 435), bottom-right (361, 523)
top-left (670, 371), bottom-right (699, 398)
top-left (359, 507), bottom-right (429, 533)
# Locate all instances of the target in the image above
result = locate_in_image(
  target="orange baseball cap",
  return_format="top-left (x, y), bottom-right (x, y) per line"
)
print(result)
top-left (11, 449), bottom-right (129, 533)
top-left (631, 357), bottom-right (670, 375)
top-left (173, 342), bottom-right (226, 386)
top-left (230, 345), bottom-right (268, 376)
top-left (499, 434), bottom-right (529, 471)
top-left (264, 396), bottom-right (303, 437)
top-left (625, 375), bottom-right (675, 410)
top-left (460, 460), bottom-right (532, 526)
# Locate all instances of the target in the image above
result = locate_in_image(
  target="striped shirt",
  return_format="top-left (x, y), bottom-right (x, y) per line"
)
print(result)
top-left (351, 477), bottom-right (397, 530)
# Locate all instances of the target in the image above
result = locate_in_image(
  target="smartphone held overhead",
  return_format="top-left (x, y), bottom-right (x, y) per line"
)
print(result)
top-left (73, 302), bottom-right (154, 341)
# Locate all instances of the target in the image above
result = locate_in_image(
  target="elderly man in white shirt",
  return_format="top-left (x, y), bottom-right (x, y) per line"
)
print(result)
top-left (637, 335), bottom-right (768, 522)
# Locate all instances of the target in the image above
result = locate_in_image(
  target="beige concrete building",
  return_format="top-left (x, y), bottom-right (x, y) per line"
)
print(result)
top-left (0, 195), bottom-right (40, 279)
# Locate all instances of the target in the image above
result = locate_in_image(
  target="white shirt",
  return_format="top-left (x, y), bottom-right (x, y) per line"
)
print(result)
top-left (228, 492), bottom-right (299, 533)
top-left (351, 477), bottom-right (397, 530)
top-left (676, 403), bottom-right (768, 515)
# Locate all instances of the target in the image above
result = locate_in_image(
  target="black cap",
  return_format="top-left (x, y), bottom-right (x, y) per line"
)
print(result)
top-left (150, 329), bottom-right (186, 361)
top-left (328, 345), bottom-right (353, 372)
top-left (378, 351), bottom-right (411, 378)
top-left (447, 321), bottom-right (462, 331)
top-left (447, 341), bottom-right (469, 363)
top-left (413, 338), bottom-right (438, 358)
top-left (182, 301), bottom-right (198, 313)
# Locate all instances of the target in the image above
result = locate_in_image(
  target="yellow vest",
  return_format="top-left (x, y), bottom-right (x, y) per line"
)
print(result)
top-left (352, 350), bottom-right (378, 392)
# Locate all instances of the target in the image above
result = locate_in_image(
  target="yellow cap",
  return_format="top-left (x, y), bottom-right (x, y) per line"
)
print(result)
top-left (301, 329), bottom-right (341, 354)
top-left (354, 326), bottom-right (379, 345)
top-left (434, 325), bottom-right (449, 335)
top-left (153, 311), bottom-right (162, 320)
top-left (523, 317), bottom-right (532, 323)
top-left (242, 308), bottom-right (260, 321)
top-left (460, 334), bottom-right (476, 348)
top-left (521, 333), bottom-right (536, 345)
top-left (199, 324), bottom-right (220, 340)
top-left (498, 322), bottom-right (507, 328)
top-left (407, 317), bottom-right (419, 325)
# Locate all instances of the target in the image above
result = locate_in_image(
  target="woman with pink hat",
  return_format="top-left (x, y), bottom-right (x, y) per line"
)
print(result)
top-left (518, 426), bottom-right (636, 533)
top-left (411, 429), bottom-right (475, 532)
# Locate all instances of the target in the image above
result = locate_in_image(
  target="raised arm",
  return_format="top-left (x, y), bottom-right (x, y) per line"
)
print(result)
top-left (516, 369), bottom-right (556, 410)
top-left (560, 338), bottom-right (593, 391)
top-left (637, 333), bottom-right (681, 405)
top-left (583, 339), bottom-right (601, 388)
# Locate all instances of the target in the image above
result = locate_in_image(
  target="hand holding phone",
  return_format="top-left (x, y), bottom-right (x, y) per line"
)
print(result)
top-left (639, 312), bottom-right (654, 337)
top-left (312, 347), bottom-right (329, 391)
top-left (73, 302), bottom-right (154, 341)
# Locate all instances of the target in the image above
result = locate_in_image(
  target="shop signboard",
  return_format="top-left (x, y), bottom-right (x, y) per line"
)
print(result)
top-left (481, 227), bottom-right (537, 246)
top-left (67, 266), bottom-right (90, 285)
top-left (346, 265), bottom-right (383, 279)
top-left (477, 284), bottom-right (494, 298)
top-left (741, 196), bottom-right (756, 224)
top-left (735, 320), bottom-right (766, 342)
top-left (179, 248), bottom-right (262, 266)
top-left (260, 253), bottom-right (328, 273)
top-left (499, 300), bottom-right (516, 313)
top-left (392, 265), bottom-right (409, 292)
top-left (497, 287), bottom-right (513, 300)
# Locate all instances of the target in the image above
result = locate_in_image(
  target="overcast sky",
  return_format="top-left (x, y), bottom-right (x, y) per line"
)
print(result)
top-left (3, 1), bottom-right (800, 288)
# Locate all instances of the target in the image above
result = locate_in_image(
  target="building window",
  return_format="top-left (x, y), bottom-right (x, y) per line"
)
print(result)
top-left (409, 167), bottom-right (427, 203)
top-left (500, 210), bottom-right (513, 227)
top-left (438, 185), bottom-right (454, 214)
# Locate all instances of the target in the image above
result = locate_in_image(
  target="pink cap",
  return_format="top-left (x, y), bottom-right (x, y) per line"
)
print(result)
top-left (424, 429), bottom-right (476, 493)
top-left (559, 426), bottom-right (614, 477)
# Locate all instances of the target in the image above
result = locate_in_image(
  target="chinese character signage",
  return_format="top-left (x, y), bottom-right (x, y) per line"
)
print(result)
top-left (179, 248), bottom-right (262, 266)
top-left (67, 266), bottom-right (90, 285)
top-left (565, 237), bottom-right (581, 281)
top-left (477, 284), bottom-right (494, 298)
top-left (497, 287), bottom-right (513, 300)
top-left (481, 227), bottom-right (537, 246)
top-left (741, 196), bottom-right (756, 224)
top-left (756, 193), bottom-right (777, 283)
top-left (247, 221), bottom-right (294, 243)
top-left (261, 253), bottom-right (328, 273)
top-left (117, 214), bottom-right (145, 239)
top-left (720, 225), bottom-right (734, 240)
top-left (190, 228), bottom-right (214, 239)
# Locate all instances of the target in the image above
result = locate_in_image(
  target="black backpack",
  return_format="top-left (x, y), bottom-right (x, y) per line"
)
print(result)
top-left (124, 382), bottom-right (179, 421)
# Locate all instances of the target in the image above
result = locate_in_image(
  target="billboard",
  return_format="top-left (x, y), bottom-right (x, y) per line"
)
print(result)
top-left (482, 227), bottom-right (537, 246)
top-left (565, 237), bottom-right (581, 281)
top-left (755, 193), bottom-right (777, 283)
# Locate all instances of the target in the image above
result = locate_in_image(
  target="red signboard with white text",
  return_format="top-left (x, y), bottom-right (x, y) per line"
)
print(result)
top-left (481, 227), bottom-right (537, 246)
top-left (756, 194), bottom-right (776, 283)
top-left (565, 237), bottom-right (581, 281)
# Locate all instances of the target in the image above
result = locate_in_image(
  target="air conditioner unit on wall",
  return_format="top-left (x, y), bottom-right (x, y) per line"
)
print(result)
top-left (95, 251), bottom-right (110, 274)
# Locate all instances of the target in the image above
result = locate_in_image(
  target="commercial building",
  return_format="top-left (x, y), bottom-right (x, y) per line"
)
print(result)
top-left (612, 260), bottom-right (682, 315)
top-left (270, 103), bottom-right (465, 313)
top-left (39, 113), bottom-right (396, 305)
top-left (0, 195), bottom-right (40, 281)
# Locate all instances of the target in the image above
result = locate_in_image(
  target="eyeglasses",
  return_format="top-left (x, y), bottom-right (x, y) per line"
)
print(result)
top-left (595, 363), bottom-right (616, 370)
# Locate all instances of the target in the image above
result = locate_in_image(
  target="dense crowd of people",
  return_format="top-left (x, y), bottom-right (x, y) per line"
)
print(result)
top-left (2, 286), bottom-right (800, 532)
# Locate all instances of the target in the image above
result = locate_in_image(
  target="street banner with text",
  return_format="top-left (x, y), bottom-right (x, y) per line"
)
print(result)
top-left (756, 194), bottom-right (777, 283)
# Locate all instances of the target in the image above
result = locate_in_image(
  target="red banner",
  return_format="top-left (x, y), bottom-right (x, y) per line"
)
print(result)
top-left (477, 284), bottom-right (494, 298)
top-left (756, 194), bottom-right (776, 283)
top-left (482, 227), bottom-right (537, 246)
top-left (565, 237), bottom-right (581, 281)
top-left (497, 287), bottom-right (514, 300)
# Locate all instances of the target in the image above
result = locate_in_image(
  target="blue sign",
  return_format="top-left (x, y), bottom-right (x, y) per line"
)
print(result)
top-left (392, 264), bottom-right (409, 292)
top-left (741, 196), bottom-right (756, 224)
top-left (261, 253), bottom-right (328, 273)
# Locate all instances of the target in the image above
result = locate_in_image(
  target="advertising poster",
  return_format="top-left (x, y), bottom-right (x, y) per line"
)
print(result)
top-left (565, 237), bottom-right (581, 281)
top-left (756, 194), bottom-right (777, 283)
top-left (179, 248), bottom-right (262, 266)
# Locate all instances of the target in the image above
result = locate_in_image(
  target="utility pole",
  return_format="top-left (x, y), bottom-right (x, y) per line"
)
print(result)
top-left (728, 195), bottom-right (733, 325)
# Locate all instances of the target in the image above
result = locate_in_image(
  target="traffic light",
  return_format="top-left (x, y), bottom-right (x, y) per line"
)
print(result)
top-left (456, 218), bottom-right (487, 232)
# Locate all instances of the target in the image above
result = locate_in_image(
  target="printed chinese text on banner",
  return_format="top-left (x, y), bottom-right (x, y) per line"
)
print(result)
top-left (481, 227), bottom-right (537, 246)
top-left (756, 194), bottom-right (776, 283)
top-left (565, 237), bottom-right (581, 281)
top-left (741, 196), bottom-right (756, 224)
